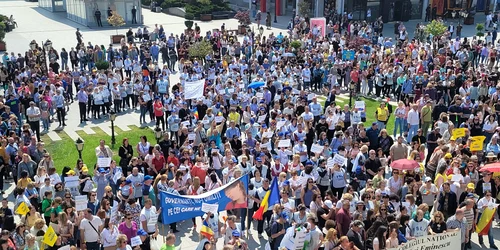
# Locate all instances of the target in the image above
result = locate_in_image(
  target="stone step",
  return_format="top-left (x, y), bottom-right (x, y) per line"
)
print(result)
top-left (83, 127), bottom-right (96, 135)
top-left (47, 131), bottom-right (62, 141)
top-left (117, 124), bottom-right (131, 131)
top-left (99, 125), bottom-right (118, 136)
top-left (64, 129), bottom-right (81, 141)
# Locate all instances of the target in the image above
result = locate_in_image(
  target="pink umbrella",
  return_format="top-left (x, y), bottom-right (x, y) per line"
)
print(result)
top-left (390, 159), bottom-right (420, 171)
top-left (479, 163), bottom-right (500, 173)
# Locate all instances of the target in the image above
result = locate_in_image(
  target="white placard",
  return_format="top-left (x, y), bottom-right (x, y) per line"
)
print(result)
top-left (228, 88), bottom-right (235, 94)
top-left (64, 176), bottom-right (79, 188)
top-left (332, 154), bottom-right (346, 166)
top-left (307, 93), bottom-right (315, 100)
top-left (451, 174), bottom-right (463, 183)
top-left (110, 200), bottom-right (119, 223)
top-left (258, 115), bottom-right (266, 123)
top-left (401, 201), bottom-right (410, 211)
top-left (148, 212), bottom-right (159, 226)
top-left (278, 139), bottom-right (291, 148)
top-left (184, 80), bottom-right (205, 99)
top-left (215, 116), bottom-right (224, 123)
top-left (292, 229), bottom-right (307, 250)
top-left (181, 121), bottom-right (190, 127)
top-left (260, 142), bottom-right (271, 149)
top-left (201, 203), bottom-right (219, 214)
top-left (188, 133), bottom-right (196, 140)
top-left (97, 158), bottom-right (111, 168)
top-left (112, 171), bottom-right (122, 184)
top-left (327, 158), bottom-right (335, 168)
top-left (256, 92), bottom-right (264, 99)
top-left (58, 246), bottom-right (71, 250)
top-left (130, 236), bottom-right (143, 247)
top-left (262, 131), bottom-right (274, 138)
top-left (276, 121), bottom-right (286, 129)
top-left (387, 231), bottom-right (460, 250)
top-left (292, 88), bottom-right (300, 94)
top-left (239, 84), bottom-right (245, 89)
top-left (75, 195), bottom-right (88, 211)
top-left (311, 144), bottom-right (324, 154)
top-left (355, 101), bottom-right (366, 111)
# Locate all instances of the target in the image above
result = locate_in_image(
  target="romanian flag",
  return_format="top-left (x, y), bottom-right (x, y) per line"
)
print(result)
top-left (476, 207), bottom-right (497, 236)
top-left (200, 220), bottom-right (214, 239)
top-left (253, 177), bottom-right (280, 220)
top-left (193, 107), bottom-right (199, 119)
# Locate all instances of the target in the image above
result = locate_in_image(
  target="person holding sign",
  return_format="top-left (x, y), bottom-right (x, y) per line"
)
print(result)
top-left (101, 218), bottom-right (119, 250)
top-left (140, 198), bottom-right (160, 238)
top-left (116, 234), bottom-right (133, 250)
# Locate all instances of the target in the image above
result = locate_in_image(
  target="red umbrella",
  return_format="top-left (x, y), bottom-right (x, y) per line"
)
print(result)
top-left (479, 163), bottom-right (500, 173)
top-left (390, 159), bottom-right (420, 171)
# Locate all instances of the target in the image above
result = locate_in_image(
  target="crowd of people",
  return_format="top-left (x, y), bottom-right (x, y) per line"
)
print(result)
top-left (1, 5), bottom-right (500, 250)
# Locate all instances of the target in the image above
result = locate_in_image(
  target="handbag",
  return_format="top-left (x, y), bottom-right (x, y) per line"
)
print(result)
top-left (83, 180), bottom-right (94, 192)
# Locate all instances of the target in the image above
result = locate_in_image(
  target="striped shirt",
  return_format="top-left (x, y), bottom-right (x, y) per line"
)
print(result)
top-left (446, 215), bottom-right (468, 242)
top-left (463, 208), bottom-right (474, 230)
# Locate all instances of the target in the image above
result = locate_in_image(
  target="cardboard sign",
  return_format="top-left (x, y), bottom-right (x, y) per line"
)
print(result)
top-left (97, 158), bottom-right (111, 168)
top-left (327, 158), bottom-right (335, 168)
top-left (215, 116), bottom-right (224, 123)
top-left (130, 236), bottom-right (143, 247)
top-left (43, 226), bottom-right (57, 247)
top-left (201, 203), bottom-right (219, 214)
top-left (262, 131), bottom-right (274, 138)
top-left (332, 154), bottom-right (346, 166)
top-left (256, 92), bottom-right (264, 99)
top-left (292, 229), bottom-right (307, 250)
top-left (276, 121), bottom-right (286, 129)
top-left (452, 128), bottom-right (466, 138)
top-left (64, 176), bottom-right (79, 188)
top-left (261, 142), bottom-right (271, 149)
top-left (15, 202), bottom-right (29, 215)
top-left (311, 144), bottom-right (324, 154)
top-left (110, 200), bottom-right (119, 223)
top-left (355, 101), bottom-right (365, 111)
top-left (75, 195), bottom-right (88, 211)
top-left (148, 212), bottom-right (159, 226)
top-left (278, 139), bottom-right (291, 148)
top-left (181, 121), bottom-right (190, 127)
top-left (470, 136), bottom-right (486, 151)
top-left (188, 133), bottom-right (196, 141)
top-left (112, 171), bottom-right (122, 184)
top-left (307, 93), bottom-right (315, 100)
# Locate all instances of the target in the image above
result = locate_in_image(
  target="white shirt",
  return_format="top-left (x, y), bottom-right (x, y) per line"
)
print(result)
top-left (140, 206), bottom-right (158, 233)
top-left (407, 109), bottom-right (420, 125)
top-left (80, 216), bottom-right (103, 242)
top-left (27, 107), bottom-right (41, 122)
top-left (100, 226), bottom-right (118, 247)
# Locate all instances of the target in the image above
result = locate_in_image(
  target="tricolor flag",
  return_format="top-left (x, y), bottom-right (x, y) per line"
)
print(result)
top-left (476, 207), bottom-right (497, 236)
top-left (200, 220), bottom-right (214, 239)
top-left (253, 177), bottom-right (280, 220)
top-left (193, 107), bottom-right (199, 120)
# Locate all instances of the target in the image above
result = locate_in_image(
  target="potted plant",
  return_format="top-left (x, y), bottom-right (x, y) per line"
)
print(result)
top-left (234, 10), bottom-right (251, 35)
top-left (95, 61), bottom-right (110, 70)
top-left (424, 20), bottom-right (447, 38)
top-left (107, 11), bottom-right (126, 44)
top-left (476, 23), bottom-right (485, 38)
top-left (0, 22), bottom-right (6, 51)
top-left (290, 40), bottom-right (302, 52)
top-left (185, 13), bottom-right (194, 33)
top-left (198, 0), bottom-right (212, 21)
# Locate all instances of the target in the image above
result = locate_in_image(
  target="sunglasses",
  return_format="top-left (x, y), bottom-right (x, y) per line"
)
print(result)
top-left (91, 194), bottom-right (96, 197)
top-left (380, 209), bottom-right (387, 211)
top-left (127, 217), bottom-right (132, 220)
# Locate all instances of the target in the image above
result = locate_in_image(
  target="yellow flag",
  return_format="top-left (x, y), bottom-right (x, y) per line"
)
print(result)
top-left (470, 136), bottom-right (486, 151)
top-left (15, 202), bottom-right (29, 216)
top-left (42, 226), bottom-right (57, 247)
top-left (452, 128), bottom-right (466, 138)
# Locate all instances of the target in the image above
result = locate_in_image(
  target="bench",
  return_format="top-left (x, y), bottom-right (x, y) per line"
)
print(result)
top-left (212, 13), bottom-right (229, 20)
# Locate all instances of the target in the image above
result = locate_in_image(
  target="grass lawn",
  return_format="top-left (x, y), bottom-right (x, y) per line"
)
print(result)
top-left (333, 97), bottom-right (397, 134)
top-left (42, 125), bottom-right (155, 174)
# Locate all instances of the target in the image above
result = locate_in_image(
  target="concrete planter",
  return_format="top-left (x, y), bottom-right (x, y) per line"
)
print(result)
top-left (200, 14), bottom-right (212, 21)
top-left (110, 34), bottom-right (125, 44)
top-left (0, 41), bottom-right (5, 51)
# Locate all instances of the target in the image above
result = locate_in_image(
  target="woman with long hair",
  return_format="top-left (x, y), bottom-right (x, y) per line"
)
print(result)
top-left (428, 211), bottom-right (447, 234)
top-left (57, 212), bottom-right (73, 245)
top-left (101, 218), bottom-right (119, 250)
top-left (22, 205), bottom-right (42, 229)
top-left (300, 177), bottom-right (320, 209)
top-left (372, 226), bottom-right (387, 250)
top-left (322, 228), bottom-right (339, 250)
top-left (12, 223), bottom-right (28, 249)
top-left (188, 177), bottom-right (204, 227)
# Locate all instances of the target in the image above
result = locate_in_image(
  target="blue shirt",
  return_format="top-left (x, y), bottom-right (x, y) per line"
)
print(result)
top-left (226, 127), bottom-right (241, 139)
top-left (5, 99), bottom-right (19, 114)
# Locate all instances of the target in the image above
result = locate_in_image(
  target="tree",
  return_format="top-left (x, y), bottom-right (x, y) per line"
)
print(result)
top-left (476, 23), bottom-right (485, 37)
top-left (234, 11), bottom-right (251, 26)
top-left (298, 0), bottom-right (311, 16)
top-left (188, 40), bottom-right (213, 59)
top-left (107, 11), bottom-right (126, 35)
top-left (424, 20), bottom-right (447, 37)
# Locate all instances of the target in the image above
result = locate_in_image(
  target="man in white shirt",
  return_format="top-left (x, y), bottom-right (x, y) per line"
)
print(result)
top-left (406, 104), bottom-right (420, 142)
top-left (140, 198), bottom-right (160, 237)
top-left (26, 101), bottom-right (41, 142)
top-left (80, 208), bottom-right (103, 250)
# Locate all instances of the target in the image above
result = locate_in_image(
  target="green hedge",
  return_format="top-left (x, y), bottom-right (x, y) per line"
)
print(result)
top-left (161, 0), bottom-right (185, 8)
top-left (141, 0), bottom-right (152, 6)
top-left (185, 2), bottom-right (230, 18)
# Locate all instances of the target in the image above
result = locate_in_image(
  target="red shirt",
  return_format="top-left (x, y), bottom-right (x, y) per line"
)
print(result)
top-left (151, 155), bottom-right (166, 172)
top-left (153, 101), bottom-right (164, 117)
top-left (191, 164), bottom-right (207, 184)
top-left (167, 155), bottom-right (180, 167)
top-left (335, 208), bottom-right (352, 236)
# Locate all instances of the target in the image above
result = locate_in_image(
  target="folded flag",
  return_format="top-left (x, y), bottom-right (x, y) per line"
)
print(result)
top-left (253, 177), bottom-right (280, 220)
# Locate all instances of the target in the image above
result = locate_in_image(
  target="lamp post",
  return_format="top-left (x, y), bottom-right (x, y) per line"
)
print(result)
top-left (75, 138), bottom-right (84, 160)
top-left (109, 111), bottom-right (117, 149)
top-left (41, 39), bottom-right (52, 75)
top-left (349, 81), bottom-right (356, 107)
top-left (154, 127), bottom-right (162, 144)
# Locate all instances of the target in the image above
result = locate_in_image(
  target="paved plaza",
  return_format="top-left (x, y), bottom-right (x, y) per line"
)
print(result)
top-left (1, 1), bottom-right (500, 248)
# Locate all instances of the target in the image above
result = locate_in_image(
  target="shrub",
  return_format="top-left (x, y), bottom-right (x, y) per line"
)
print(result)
top-left (424, 20), bottom-right (447, 37)
top-left (185, 20), bottom-right (194, 29)
top-left (185, 13), bottom-right (194, 20)
top-left (234, 10), bottom-right (251, 26)
top-left (95, 61), bottom-right (110, 70)
top-left (188, 40), bottom-right (213, 59)
top-left (290, 40), bottom-right (301, 50)
top-left (161, 0), bottom-right (185, 8)
top-left (141, 0), bottom-right (152, 6)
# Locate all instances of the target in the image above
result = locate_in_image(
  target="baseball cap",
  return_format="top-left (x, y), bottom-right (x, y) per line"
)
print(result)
top-left (144, 175), bottom-right (153, 181)
top-left (445, 153), bottom-right (453, 159)
top-left (125, 179), bottom-right (132, 184)
top-left (137, 229), bottom-right (148, 236)
top-left (232, 231), bottom-right (241, 237)
top-left (467, 183), bottom-right (475, 189)
top-left (324, 200), bottom-right (333, 209)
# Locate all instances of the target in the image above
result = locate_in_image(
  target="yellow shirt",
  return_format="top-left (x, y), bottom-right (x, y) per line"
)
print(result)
top-left (17, 178), bottom-right (32, 189)
top-left (434, 173), bottom-right (445, 186)
top-left (376, 107), bottom-right (389, 122)
top-left (228, 112), bottom-right (240, 125)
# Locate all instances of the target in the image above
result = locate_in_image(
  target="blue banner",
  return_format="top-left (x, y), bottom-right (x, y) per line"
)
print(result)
top-left (342, 50), bottom-right (355, 61)
top-left (160, 175), bottom-right (249, 224)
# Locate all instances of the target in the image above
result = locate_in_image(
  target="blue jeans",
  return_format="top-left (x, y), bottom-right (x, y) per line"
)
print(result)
top-left (394, 117), bottom-right (405, 137)
top-left (42, 118), bottom-right (49, 131)
top-left (376, 120), bottom-right (386, 130)
top-left (407, 125), bottom-right (419, 142)
top-left (85, 241), bottom-right (100, 250)
top-left (140, 105), bottom-right (147, 123)
top-left (478, 212), bottom-right (495, 246)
